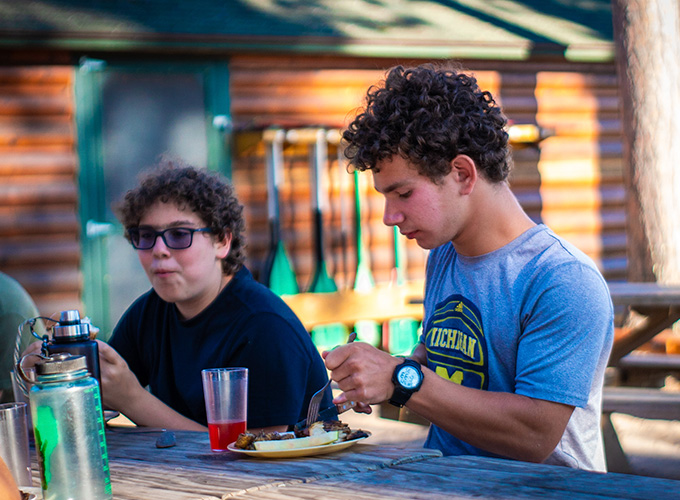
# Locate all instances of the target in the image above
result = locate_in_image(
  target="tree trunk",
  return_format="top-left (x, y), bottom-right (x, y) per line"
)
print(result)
top-left (612, 0), bottom-right (680, 285)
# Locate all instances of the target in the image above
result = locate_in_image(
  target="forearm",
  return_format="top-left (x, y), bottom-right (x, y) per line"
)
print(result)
top-left (406, 369), bottom-right (573, 462)
top-left (115, 386), bottom-right (206, 432)
top-left (326, 338), bottom-right (573, 462)
top-left (97, 340), bottom-right (205, 432)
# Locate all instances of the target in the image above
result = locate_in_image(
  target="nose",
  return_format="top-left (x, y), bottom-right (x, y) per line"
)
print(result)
top-left (382, 200), bottom-right (404, 227)
top-left (151, 234), bottom-right (171, 256)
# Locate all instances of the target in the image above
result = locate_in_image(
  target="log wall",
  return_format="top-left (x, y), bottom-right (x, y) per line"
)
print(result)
top-left (0, 56), bottom-right (625, 318)
top-left (0, 66), bottom-right (82, 317)
top-left (229, 56), bottom-right (626, 293)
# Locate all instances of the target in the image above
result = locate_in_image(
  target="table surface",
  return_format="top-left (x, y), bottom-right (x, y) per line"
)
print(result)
top-left (31, 429), bottom-right (680, 500)
top-left (232, 454), bottom-right (680, 500)
top-left (37, 428), bottom-right (441, 500)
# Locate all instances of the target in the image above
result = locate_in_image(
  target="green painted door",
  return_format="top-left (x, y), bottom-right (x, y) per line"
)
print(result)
top-left (76, 59), bottom-right (231, 338)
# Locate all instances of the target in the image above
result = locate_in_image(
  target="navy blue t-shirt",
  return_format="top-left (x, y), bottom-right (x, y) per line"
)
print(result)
top-left (108, 266), bottom-right (332, 428)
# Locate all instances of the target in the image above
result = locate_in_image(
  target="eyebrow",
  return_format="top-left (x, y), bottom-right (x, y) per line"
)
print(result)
top-left (139, 220), bottom-right (199, 229)
top-left (375, 180), bottom-right (410, 195)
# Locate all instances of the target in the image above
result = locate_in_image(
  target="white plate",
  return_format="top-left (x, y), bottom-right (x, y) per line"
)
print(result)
top-left (227, 433), bottom-right (371, 459)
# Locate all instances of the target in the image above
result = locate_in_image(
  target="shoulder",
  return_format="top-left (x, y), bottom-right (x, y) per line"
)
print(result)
top-left (209, 268), bottom-right (312, 351)
top-left (529, 226), bottom-right (607, 284)
top-left (519, 227), bottom-right (612, 312)
top-left (226, 267), bottom-right (305, 325)
top-left (0, 272), bottom-right (38, 315)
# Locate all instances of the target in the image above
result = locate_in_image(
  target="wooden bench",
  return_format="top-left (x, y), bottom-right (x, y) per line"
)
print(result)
top-left (615, 353), bottom-right (680, 387)
top-left (601, 386), bottom-right (680, 474)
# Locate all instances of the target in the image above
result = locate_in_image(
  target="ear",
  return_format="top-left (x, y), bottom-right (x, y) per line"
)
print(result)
top-left (450, 155), bottom-right (477, 195)
top-left (215, 232), bottom-right (232, 260)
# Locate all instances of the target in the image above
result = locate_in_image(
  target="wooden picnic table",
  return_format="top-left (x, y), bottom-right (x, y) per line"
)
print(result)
top-left (31, 428), bottom-right (441, 500)
top-left (282, 281), bottom-right (680, 363)
top-left (234, 454), bottom-right (680, 500)
top-left (602, 283), bottom-right (680, 474)
top-left (30, 428), bottom-right (680, 499)
top-left (607, 282), bottom-right (680, 364)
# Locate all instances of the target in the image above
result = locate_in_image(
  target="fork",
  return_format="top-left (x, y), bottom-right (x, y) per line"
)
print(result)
top-left (306, 331), bottom-right (357, 426)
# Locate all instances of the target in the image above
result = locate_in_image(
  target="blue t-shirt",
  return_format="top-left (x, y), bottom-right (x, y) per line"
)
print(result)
top-left (422, 224), bottom-right (613, 471)
top-left (109, 266), bottom-right (332, 428)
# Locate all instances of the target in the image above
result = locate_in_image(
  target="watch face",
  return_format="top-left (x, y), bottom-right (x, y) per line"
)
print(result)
top-left (397, 366), bottom-right (421, 389)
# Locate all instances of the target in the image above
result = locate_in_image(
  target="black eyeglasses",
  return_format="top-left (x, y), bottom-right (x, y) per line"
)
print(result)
top-left (127, 227), bottom-right (212, 250)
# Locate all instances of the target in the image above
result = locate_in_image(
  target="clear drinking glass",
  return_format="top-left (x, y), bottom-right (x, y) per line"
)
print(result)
top-left (0, 402), bottom-right (32, 487)
top-left (201, 368), bottom-right (248, 451)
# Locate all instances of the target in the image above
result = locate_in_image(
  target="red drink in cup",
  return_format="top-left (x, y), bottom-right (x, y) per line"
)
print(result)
top-left (208, 419), bottom-right (247, 451)
top-left (202, 367), bottom-right (248, 452)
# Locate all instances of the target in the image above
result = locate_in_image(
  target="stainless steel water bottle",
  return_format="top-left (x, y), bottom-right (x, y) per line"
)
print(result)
top-left (45, 310), bottom-right (102, 387)
top-left (20, 352), bottom-right (112, 500)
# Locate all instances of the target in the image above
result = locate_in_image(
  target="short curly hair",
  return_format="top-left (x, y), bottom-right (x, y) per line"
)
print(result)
top-left (342, 63), bottom-right (511, 183)
top-left (115, 159), bottom-right (246, 275)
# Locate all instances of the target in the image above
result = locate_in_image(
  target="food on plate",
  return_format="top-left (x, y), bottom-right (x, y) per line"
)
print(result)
top-left (254, 430), bottom-right (339, 451)
top-left (234, 430), bottom-right (292, 450)
top-left (233, 421), bottom-right (369, 451)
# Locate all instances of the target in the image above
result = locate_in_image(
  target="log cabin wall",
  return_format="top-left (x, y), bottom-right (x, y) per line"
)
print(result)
top-left (229, 56), bottom-right (625, 296)
top-left (0, 54), bottom-right (624, 318)
top-left (230, 56), bottom-right (430, 292)
top-left (0, 65), bottom-right (82, 317)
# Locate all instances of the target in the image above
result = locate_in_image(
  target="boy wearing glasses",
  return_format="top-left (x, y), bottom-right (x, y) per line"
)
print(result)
top-left (97, 161), bottom-right (332, 432)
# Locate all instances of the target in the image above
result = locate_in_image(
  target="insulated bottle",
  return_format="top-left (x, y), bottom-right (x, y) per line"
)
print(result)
top-left (22, 352), bottom-right (112, 500)
top-left (45, 309), bottom-right (101, 386)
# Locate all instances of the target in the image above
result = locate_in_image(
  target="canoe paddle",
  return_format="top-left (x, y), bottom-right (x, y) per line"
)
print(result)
top-left (261, 128), bottom-right (299, 295)
top-left (286, 128), bottom-right (346, 350)
top-left (353, 169), bottom-right (375, 293)
top-left (352, 169), bottom-right (381, 348)
top-left (307, 128), bottom-right (338, 294)
top-left (334, 133), bottom-right (351, 290)
top-left (384, 226), bottom-right (421, 355)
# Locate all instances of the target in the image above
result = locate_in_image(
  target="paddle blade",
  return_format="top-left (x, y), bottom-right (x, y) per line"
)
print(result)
top-left (309, 261), bottom-right (338, 293)
top-left (311, 323), bottom-right (349, 352)
top-left (385, 318), bottom-right (421, 355)
top-left (268, 241), bottom-right (299, 295)
top-left (354, 319), bottom-right (381, 348)
top-left (353, 262), bottom-right (375, 293)
top-left (393, 226), bottom-right (407, 286)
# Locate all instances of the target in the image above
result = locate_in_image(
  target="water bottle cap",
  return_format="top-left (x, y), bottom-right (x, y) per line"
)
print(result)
top-left (59, 309), bottom-right (81, 324)
top-left (35, 352), bottom-right (88, 375)
top-left (53, 309), bottom-right (90, 340)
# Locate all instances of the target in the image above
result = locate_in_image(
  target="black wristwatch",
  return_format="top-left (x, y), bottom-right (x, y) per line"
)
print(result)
top-left (389, 358), bottom-right (424, 407)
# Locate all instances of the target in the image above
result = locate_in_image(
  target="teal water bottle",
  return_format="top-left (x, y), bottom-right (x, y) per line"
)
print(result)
top-left (20, 352), bottom-right (112, 500)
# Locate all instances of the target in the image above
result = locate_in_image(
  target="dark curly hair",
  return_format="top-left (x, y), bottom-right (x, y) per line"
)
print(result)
top-left (115, 159), bottom-right (246, 275)
top-left (342, 63), bottom-right (511, 183)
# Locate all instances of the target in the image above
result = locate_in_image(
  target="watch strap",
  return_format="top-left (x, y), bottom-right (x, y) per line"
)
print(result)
top-left (389, 385), bottom-right (413, 408)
